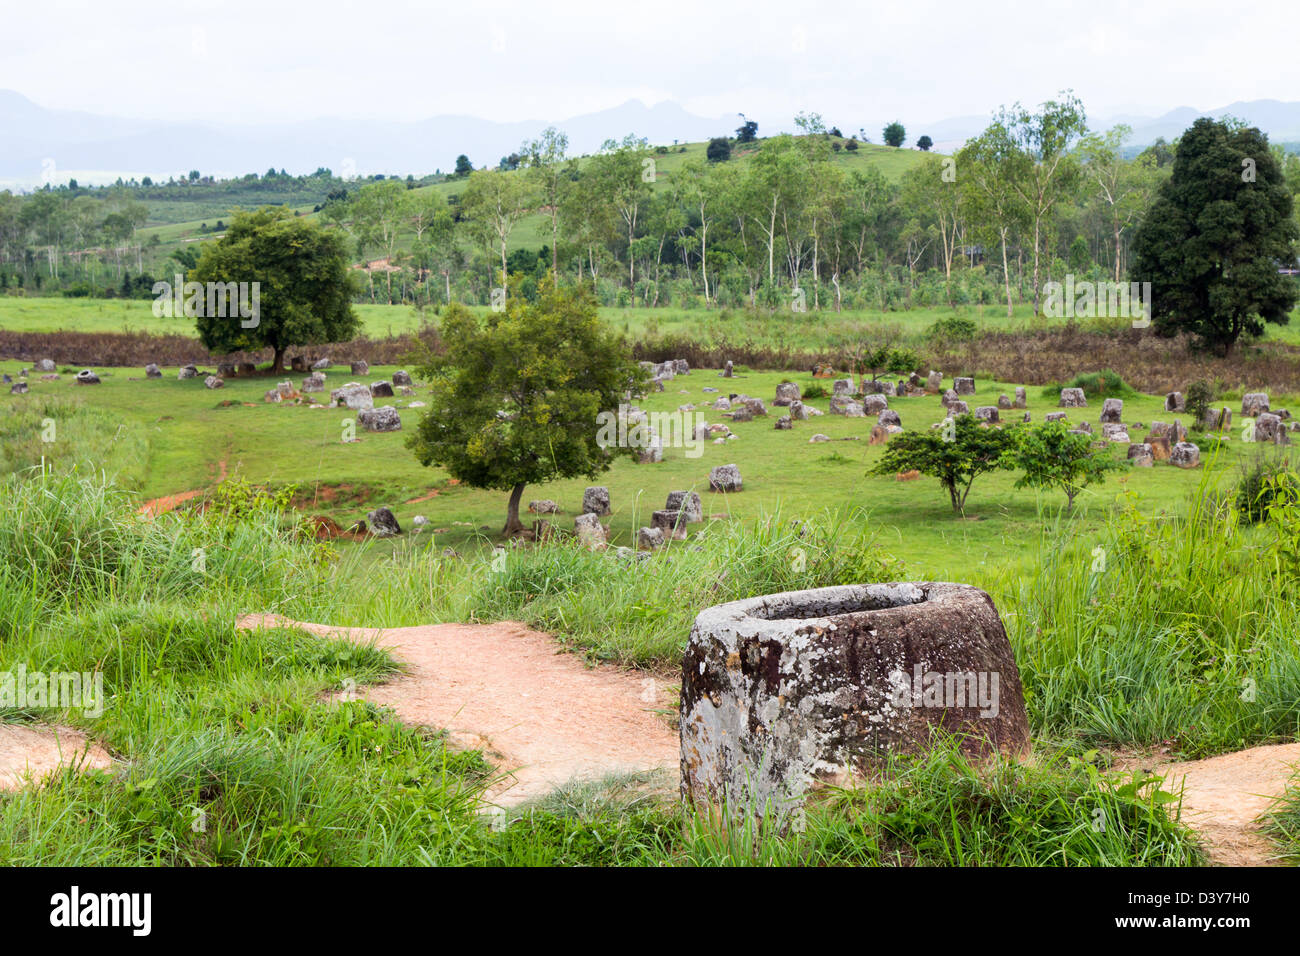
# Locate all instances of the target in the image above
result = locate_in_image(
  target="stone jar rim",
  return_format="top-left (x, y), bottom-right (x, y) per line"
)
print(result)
top-left (691, 582), bottom-right (991, 640)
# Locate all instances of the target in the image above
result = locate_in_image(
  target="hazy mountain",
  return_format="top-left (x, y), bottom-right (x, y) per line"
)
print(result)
top-left (4, 90), bottom-right (1300, 189)
top-left (0, 91), bottom-right (734, 187)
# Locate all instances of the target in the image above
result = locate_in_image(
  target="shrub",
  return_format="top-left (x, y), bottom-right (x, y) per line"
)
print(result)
top-left (926, 315), bottom-right (978, 343)
top-left (1235, 452), bottom-right (1300, 523)
top-left (1040, 369), bottom-right (1137, 400)
top-left (801, 383), bottom-right (829, 400)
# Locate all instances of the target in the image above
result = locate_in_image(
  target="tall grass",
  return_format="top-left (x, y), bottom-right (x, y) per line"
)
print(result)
top-left (1003, 463), bottom-right (1300, 758)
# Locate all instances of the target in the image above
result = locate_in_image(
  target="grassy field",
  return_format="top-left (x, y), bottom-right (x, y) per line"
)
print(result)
top-left (0, 358), bottom-right (1250, 581)
top-left (7, 296), bottom-right (1300, 350)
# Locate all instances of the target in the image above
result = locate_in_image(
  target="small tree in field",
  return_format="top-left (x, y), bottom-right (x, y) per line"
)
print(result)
top-left (1003, 420), bottom-right (1118, 510)
top-left (191, 207), bottom-right (359, 372)
top-left (870, 414), bottom-right (1016, 515)
top-left (883, 122), bottom-right (907, 148)
top-left (406, 279), bottom-right (647, 535)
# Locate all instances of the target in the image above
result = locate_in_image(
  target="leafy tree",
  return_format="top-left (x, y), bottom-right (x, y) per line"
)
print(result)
top-left (453, 154), bottom-right (474, 177)
top-left (190, 207), bottom-right (359, 372)
top-left (1131, 117), bottom-right (1299, 354)
top-left (883, 122), bottom-right (906, 148)
top-left (916, 135), bottom-right (933, 151)
top-left (1001, 91), bottom-right (1089, 316)
top-left (735, 119), bottom-right (758, 143)
top-left (1003, 420), bottom-right (1118, 510)
top-left (1078, 125), bottom-right (1161, 281)
top-left (460, 168), bottom-right (535, 291)
top-left (1068, 234), bottom-right (1091, 272)
top-left (845, 139), bottom-right (858, 152)
top-left (706, 137), bottom-right (732, 163)
top-left (406, 279), bottom-right (647, 535)
top-left (870, 414), bottom-right (1016, 515)
top-left (521, 127), bottom-right (570, 277)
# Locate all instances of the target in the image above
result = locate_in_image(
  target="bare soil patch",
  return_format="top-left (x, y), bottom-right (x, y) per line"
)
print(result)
top-left (0, 723), bottom-right (113, 791)
top-left (235, 614), bottom-right (679, 807)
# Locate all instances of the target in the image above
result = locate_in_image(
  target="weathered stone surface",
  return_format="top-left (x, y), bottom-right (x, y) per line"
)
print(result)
top-left (217, 362), bottom-right (237, 377)
top-left (370, 380), bottom-right (395, 398)
top-left (1013, 387), bottom-right (1027, 409)
top-left (829, 399), bottom-right (864, 417)
top-left (582, 486), bottom-right (611, 516)
top-left (10, 382), bottom-right (28, 394)
top-left (651, 509), bottom-right (688, 540)
top-left (178, 364), bottom-right (198, 380)
top-left (290, 356), bottom-right (309, 372)
top-left (1023, 412), bottom-right (1031, 422)
top-left (239, 362), bottom-right (256, 375)
top-left (743, 398), bottom-right (768, 416)
top-left (832, 378), bottom-right (855, 397)
top-left (1045, 411), bottom-right (1068, 423)
top-left (1165, 391), bottom-right (1185, 413)
top-left (638, 434), bottom-right (664, 463)
top-left (1255, 412), bottom-right (1289, 445)
top-left (528, 499), bottom-right (558, 514)
top-left (203, 375), bottom-right (223, 390)
top-left (1148, 435), bottom-right (1172, 461)
top-left (75, 369), bottom-right (101, 385)
top-left (862, 379), bottom-right (896, 396)
top-left (974, 406), bottom-right (999, 423)
top-left (1128, 443), bottom-right (1154, 466)
top-left (301, 374), bottom-right (325, 393)
top-left (709, 464), bottom-right (742, 492)
top-left (574, 512), bottom-right (607, 548)
top-left (1100, 398), bottom-right (1124, 424)
top-left (680, 582), bottom-right (1030, 826)
top-left (948, 400), bottom-right (970, 416)
top-left (277, 380), bottom-right (296, 398)
top-left (1148, 420), bottom-right (1188, 445)
top-left (861, 394), bottom-right (889, 416)
top-left (712, 397), bottom-right (732, 411)
top-left (809, 433), bottom-right (831, 443)
top-left (1101, 423), bottom-right (1130, 442)
top-left (144, 363), bottom-right (162, 378)
top-left (774, 382), bottom-right (801, 406)
top-left (37, 359), bottom-right (55, 372)
top-left (927, 370), bottom-right (943, 392)
top-left (1071, 421), bottom-right (1093, 434)
top-left (730, 406), bottom-right (753, 423)
top-left (869, 424), bottom-right (890, 445)
top-left (789, 400), bottom-right (810, 421)
top-left (953, 377), bottom-right (975, 395)
top-left (1203, 406), bottom-right (1232, 432)
top-left (722, 360), bottom-right (733, 378)
top-left (774, 415), bottom-right (793, 430)
top-left (1059, 387), bottom-right (1087, 407)
top-left (667, 491), bottom-right (703, 523)
top-left (331, 383), bottom-right (373, 410)
top-left (878, 408), bottom-right (902, 427)
top-left (1170, 441), bottom-right (1201, 468)
top-left (637, 526), bottom-right (665, 550)
top-left (997, 394), bottom-right (1012, 409)
top-left (358, 406), bottom-right (401, 432)
top-left (1242, 392), bottom-right (1270, 417)
top-left (312, 357), bottom-right (331, 371)
top-left (350, 361), bottom-right (370, 376)
top-left (367, 507), bottom-right (401, 536)
top-left (392, 370), bottom-right (413, 386)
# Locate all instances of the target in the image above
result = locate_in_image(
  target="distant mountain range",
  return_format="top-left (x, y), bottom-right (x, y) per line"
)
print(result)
top-left (4, 90), bottom-right (1300, 189)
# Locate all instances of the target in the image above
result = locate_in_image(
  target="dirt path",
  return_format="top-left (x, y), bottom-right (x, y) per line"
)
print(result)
top-left (137, 455), bottom-right (229, 517)
top-left (1122, 743), bottom-right (1300, 866)
top-left (235, 614), bottom-right (679, 807)
top-left (0, 724), bottom-right (113, 791)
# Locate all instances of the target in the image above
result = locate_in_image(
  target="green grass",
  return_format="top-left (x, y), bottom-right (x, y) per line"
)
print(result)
top-left (0, 471), bottom-right (1209, 865)
top-left (0, 360), bottom-right (1255, 581)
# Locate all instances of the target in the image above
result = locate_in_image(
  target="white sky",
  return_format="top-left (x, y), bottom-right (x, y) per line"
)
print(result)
top-left (3, 0), bottom-right (1296, 127)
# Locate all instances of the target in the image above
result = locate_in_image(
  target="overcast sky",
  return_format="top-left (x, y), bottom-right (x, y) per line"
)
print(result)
top-left (3, 0), bottom-right (1295, 127)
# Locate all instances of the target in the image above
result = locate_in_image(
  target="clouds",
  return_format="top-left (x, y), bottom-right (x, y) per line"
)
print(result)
top-left (1, 0), bottom-right (1292, 129)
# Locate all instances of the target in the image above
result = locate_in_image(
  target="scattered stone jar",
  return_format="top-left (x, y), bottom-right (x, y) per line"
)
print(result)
top-left (680, 582), bottom-right (1030, 827)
